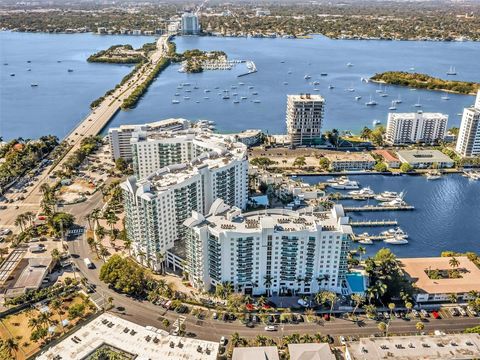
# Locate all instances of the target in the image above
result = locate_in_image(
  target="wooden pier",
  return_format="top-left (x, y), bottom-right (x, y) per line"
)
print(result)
top-left (330, 194), bottom-right (375, 200)
top-left (349, 220), bottom-right (398, 227)
top-left (345, 205), bottom-right (414, 212)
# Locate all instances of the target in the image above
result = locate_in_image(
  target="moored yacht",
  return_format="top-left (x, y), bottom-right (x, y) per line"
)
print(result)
top-left (349, 186), bottom-right (374, 196)
top-left (329, 177), bottom-right (360, 190)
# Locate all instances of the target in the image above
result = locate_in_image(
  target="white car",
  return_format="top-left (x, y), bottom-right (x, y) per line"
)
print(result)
top-left (220, 336), bottom-right (227, 346)
top-left (467, 306), bottom-right (478, 317)
top-left (420, 309), bottom-right (429, 318)
top-left (297, 299), bottom-right (309, 307)
top-left (339, 336), bottom-right (347, 345)
top-left (411, 309), bottom-right (419, 318)
top-left (264, 326), bottom-right (277, 331)
top-left (458, 307), bottom-right (468, 316)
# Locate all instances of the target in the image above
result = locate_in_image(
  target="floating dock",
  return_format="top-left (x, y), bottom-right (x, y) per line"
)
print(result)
top-left (345, 205), bottom-right (414, 212)
top-left (349, 220), bottom-right (398, 227)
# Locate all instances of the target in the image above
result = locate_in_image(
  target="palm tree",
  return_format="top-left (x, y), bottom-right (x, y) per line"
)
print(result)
top-left (254, 335), bottom-right (268, 346)
top-left (50, 248), bottom-right (61, 264)
top-left (364, 304), bottom-right (377, 319)
top-left (50, 298), bottom-right (64, 331)
top-left (377, 321), bottom-right (387, 336)
top-left (405, 301), bottom-right (413, 318)
top-left (3, 338), bottom-right (19, 358)
top-left (350, 294), bottom-right (365, 320)
top-left (314, 291), bottom-right (325, 307)
top-left (416, 321), bottom-right (425, 333)
top-left (90, 208), bottom-right (102, 228)
top-left (0, 248), bottom-right (9, 259)
top-left (324, 291), bottom-right (337, 317)
top-left (448, 293), bottom-right (458, 303)
top-left (263, 274), bottom-right (273, 296)
top-left (24, 211), bottom-right (35, 228)
top-left (357, 246), bottom-right (366, 263)
top-left (84, 213), bottom-right (93, 231)
top-left (449, 256), bottom-right (460, 269)
top-left (123, 237), bottom-right (132, 255)
top-left (155, 251), bottom-right (165, 274)
top-left (14, 213), bottom-right (27, 232)
top-left (257, 296), bottom-right (267, 307)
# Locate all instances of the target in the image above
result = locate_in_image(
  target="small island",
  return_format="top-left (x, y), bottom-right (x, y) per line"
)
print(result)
top-left (370, 71), bottom-right (479, 95)
top-left (87, 43), bottom-right (156, 64)
top-left (171, 49), bottom-right (228, 73)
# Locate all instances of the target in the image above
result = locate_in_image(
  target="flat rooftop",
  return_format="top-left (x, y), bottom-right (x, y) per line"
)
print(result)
top-left (37, 313), bottom-right (219, 360)
top-left (288, 94), bottom-right (325, 102)
top-left (388, 112), bottom-right (448, 120)
top-left (323, 152), bottom-right (375, 162)
top-left (396, 150), bottom-right (453, 164)
top-left (188, 203), bottom-right (351, 235)
top-left (345, 333), bottom-right (480, 360)
top-left (232, 346), bottom-right (280, 360)
top-left (399, 257), bottom-right (480, 294)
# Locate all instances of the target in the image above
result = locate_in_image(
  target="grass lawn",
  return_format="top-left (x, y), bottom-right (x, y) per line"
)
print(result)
top-left (0, 294), bottom-right (96, 360)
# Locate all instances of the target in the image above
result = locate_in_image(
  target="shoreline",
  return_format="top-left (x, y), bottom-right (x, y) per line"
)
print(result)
top-left (1, 29), bottom-right (479, 43)
top-left (370, 79), bottom-right (478, 96)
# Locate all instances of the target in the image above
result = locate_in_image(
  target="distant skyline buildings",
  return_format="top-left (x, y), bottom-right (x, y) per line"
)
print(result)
top-left (181, 12), bottom-right (200, 35)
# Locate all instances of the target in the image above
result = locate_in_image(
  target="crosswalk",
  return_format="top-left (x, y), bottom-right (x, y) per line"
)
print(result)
top-left (172, 316), bottom-right (186, 329)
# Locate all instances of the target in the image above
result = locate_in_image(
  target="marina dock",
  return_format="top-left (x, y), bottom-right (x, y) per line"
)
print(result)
top-left (345, 205), bottom-right (414, 212)
top-left (349, 220), bottom-right (398, 227)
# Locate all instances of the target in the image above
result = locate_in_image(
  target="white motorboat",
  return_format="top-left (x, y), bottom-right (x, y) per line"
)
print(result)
top-left (359, 238), bottom-right (374, 245)
top-left (380, 198), bottom-right (406, 207)
top-left (171, 99), bottom-right (180, 104)
top-left (329, 178), bottom-right (360, 190)
top-left (383, 236), bottom-right (409, 245)
top-left (349, 187), bottom-right (374, 196)
top-left (375, 191), bottom-right (400, 201)
top-left (347, 62), bottom-right (354, 67)
top-left (441, 92), bottom-right (450, 100)
top-left (426, 170), bottom-right (442, 180)
top-left (381, 227), bottom-right (408, 239)
top-left (373, 120), bottom-right (382, 126)
top-left (313, 81), bottom-right (320, 85)
top-left (355, 96), bottom-right (362, 101)
top-left (304, 74), bottom-right (311, 80)
top-left (328, 84), bottom-right (334, 89)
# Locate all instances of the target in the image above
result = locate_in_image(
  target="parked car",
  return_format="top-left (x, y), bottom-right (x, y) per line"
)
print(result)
top-left (432, 310), bottom-right (441, 319)
top-left (220, 336), bottom-right (227, 346)
top-left (212, 312), bottom-right (218, 320)
top-left (264, 325), bottom-right (277, 331)
top-left (411, 309), bottom-right (419, 318)
top-left (339, 336), bottom-right (346, 345)
top-left (297, 299), bottom-right (309, 307)
top-left (420, 309), bottom-right (429, 318)
top-left (458, 307), bottom-right (468, 316)
top-left (449, 307), bottom-right (459, 317)
top-left (467, 306), bottom-right (478, 317)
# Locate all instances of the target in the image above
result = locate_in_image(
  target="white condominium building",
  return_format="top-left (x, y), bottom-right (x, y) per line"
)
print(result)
top-left (385, 111), bottom-right (448, 145)
top-left (120, 138), bottom-right (248, 270)
top-left (286, 94), bottom-right (325, 146)
top-left (184, 201), bottom-right (352, 296)
top-left (108, 118), bottom-right (190, 160)
top-left (456, 91), bottom-right (480, 157)
top-left (131, 130), bottom-right (245, 179)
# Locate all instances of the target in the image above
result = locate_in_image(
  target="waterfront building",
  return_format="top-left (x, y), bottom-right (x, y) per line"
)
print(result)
top-left (396, 149), bottom-right (454, 169)
top-left (372, 150), bottom-right (401, 169)
top-left (108, 118), bottom-right (190, 161)
top-left (233, 129), bottom-right (264, 147)
top-left (286, 94), bottom-right (325, 146)
top-left (399, 257), bottom-right (480, 303)
top-left (323, 152), bottom-right (375, 171)
top-left (130, 130), bottom-right (244, 179)
top-left (37, 313), bottom-right (219, 360)
top-left (344, 334), bottom-right (480, 360)
top-left (181, 12), bottom-right (200, 35)
top-left (184, 200), bottom-right (352, 295)
top-left (120, 135), bottom-right (248, 270)
top-left (456, 90), bottom-right (480, 157)
top-left (385, 111), bottom-right (448, 145)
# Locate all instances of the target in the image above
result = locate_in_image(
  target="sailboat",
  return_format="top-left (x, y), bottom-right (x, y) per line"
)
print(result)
top-left (414, 97), bottom-right (422, 108)
top-left (346, 83), bottom-right (355, 92)
top-left (389, 101), bottom-right (397, 110)
top-left (365, 96), bottom-right (377, 106)
top-left (441, 92), bottom-right (450, 100)
top-left (446, 66), bottom-right (457, 75)
top-left (394, 95), bottom-right (402, 104)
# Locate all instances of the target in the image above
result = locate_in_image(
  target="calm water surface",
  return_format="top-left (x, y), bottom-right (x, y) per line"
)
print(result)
top-left (0, 32), bottom-right (153, 139)
top-left (111, 36), bottom-right (480, 134)
top-left (1, 33), bottom-right (480, 139)
top-left (298, 174), bottom-right (480, 258)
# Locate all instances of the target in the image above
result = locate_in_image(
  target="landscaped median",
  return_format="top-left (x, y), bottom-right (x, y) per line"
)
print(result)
top-left (120, 57), bottom-right (170, 109)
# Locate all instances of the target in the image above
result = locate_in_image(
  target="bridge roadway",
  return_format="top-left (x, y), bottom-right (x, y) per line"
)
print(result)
top-left (1, 35), bottom-right (169, 228)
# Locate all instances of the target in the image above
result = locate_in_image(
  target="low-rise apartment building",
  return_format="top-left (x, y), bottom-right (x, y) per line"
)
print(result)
top-left (323, 152), bottom-right (375, 171)
top-left (396, 149), bottom-right (454, 169)
top-left (184, 201), bottom-right (352, 296)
